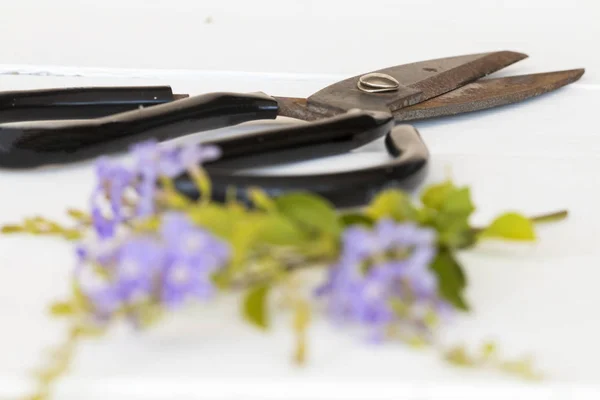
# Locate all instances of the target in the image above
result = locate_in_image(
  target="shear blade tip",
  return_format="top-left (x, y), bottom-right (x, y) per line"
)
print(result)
top-left (502, 50), bottom-right (528, 59)
top-left (555, 68), bottom-right (585, 83)
top-left (490, 50), bottom-right (528, 63)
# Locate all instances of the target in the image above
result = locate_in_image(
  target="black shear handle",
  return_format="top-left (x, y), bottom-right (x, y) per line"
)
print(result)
top-left (0, 86), bottom-right (185, 123)
top-left (0, 92), bottom-right (279, 169)
top-left (209, 126), bottom-right (429, 208)
top-left (172, 110), bottom-right (429, 208)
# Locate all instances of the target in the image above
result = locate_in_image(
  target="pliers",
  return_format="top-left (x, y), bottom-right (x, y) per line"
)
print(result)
top-left (0, 50), bottom-right (584, 206)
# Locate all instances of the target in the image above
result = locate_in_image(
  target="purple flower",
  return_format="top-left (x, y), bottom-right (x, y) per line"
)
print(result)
top-left (74, 241), bottom-right (122, 319)
top-left (114, 237), bottom-right (166, 301)
top-left (130, 140), bottom-right (221, 217)
top-left (316, 219), bottom-right (448, 339)
top-left (130, 141), bottom-right (160, 217)
top-left (93, 157), bottom-right (134, 215)
top-left (91, 157), bottom-right (135, 238)
top-left (91, 207), bottom-right (116, 239)
top-left (136, 171), bottom-right (158, 218)
top-left (131, 140), bottom-right (221, 178)
top-left (158, 144), bottom-right (222, 177)
top-left (74, 212), bottom-right (230, 324)
top-left (158, 213), bottom-right (230, 307)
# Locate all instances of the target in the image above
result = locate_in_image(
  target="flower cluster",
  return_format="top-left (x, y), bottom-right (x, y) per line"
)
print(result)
top-left (77, 140), bottom-right (227, 324)
top-left (90, 140), bottom-right (221, 239)
top-left (316, 219), bottom-right (450, 341)
top-left (76, 212), bottom-right (230, 324)
top-left (0, 137), bottom-right (560, 399)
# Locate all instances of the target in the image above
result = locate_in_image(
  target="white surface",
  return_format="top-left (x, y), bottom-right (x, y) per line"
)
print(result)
top-left (0, 0), bottom-right (599, 399)
top-left (0, 0), bottom-right (598, 83)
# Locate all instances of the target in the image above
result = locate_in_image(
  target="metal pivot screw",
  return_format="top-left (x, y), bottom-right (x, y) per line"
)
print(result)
top-left (357, 73), bottom-right (400, 93)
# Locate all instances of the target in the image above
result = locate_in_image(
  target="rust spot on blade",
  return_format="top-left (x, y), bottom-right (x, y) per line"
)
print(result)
top-left (395, 69), bottom-right (585, 122)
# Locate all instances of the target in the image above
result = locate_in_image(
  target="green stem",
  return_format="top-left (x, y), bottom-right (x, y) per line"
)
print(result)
top-left (24, 324), bottom-right (83, 400)
top-left (189, 165), bottom-right (211, 205)
top-left (529, 210), bottom-right (568, 224)
top-left (229, 252), bottom-right (331, 290)
top-left (472, 209), bottom-right (568, 234)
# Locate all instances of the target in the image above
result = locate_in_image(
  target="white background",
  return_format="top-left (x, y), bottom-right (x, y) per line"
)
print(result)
top-left (0, 1), bottom-right (599, 399)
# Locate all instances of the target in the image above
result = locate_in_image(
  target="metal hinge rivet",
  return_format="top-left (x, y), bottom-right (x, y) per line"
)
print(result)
top-left (357, 73), bottom-right (400, 93)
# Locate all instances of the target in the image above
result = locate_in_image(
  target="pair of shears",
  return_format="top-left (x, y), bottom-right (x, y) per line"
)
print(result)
top-left (0, 51), bottom-right (584, 206)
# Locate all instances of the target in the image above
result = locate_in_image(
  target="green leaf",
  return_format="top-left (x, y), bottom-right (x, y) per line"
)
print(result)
top-left (254, 214), bottom-right (309, 246)
top-left (188, 203), bottom-right (243, 240)
top-left (242, 284), bottom-right (271, 330)
top-left (339, 213), bottom-right (375, 228)
top-left (229, 220), bottom-right (262, 268)
top-left (479, 212), bottom-right (536, 241)
top-left (434, 213), bottom-right (476, 248)
top-left (440, 187), bottom-right (475, 215)
top-left (226, 212), bottom-right (310, 269)
top-left (421, 181), bottom-right (475, 215)
top-left (421, 180), bottom-right (456, 210)
top-left (274, 192), bottom-right (341, 237)
top-left (420, 181), bottom-right (477, 249)
top-left (367, 189), bottom-right (418, 221)
top-left (430, 248), bottom-right (469, 311)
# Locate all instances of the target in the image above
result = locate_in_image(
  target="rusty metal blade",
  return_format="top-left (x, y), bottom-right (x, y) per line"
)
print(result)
top-left (302, 51), bottom-right (528, 117)
top-left (394, 69), bottom-right (585, 122)
top-left (274, 96), bottom-right (322, 121)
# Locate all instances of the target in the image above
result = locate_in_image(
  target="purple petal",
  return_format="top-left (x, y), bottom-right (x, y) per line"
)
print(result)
top-left (408, 268), bottom-right (438, 298)
top-left (374, 218), bottom-right (399, 250)
top-left (341, 227), bottom-right (378, 261)
top-left (408, 246), bottom-right (436, 268)
top-left (91, 207), bottom-right (116, 239)
top-left (136, 174), bottom-right (158, 217)
top-left (131, 140), bottom-right (161, 166)
top-left (196, 145), bottom-right (222, 163)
